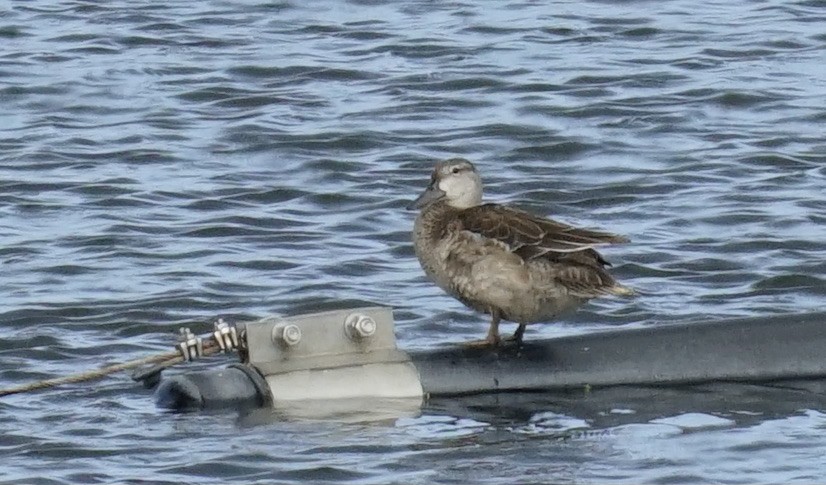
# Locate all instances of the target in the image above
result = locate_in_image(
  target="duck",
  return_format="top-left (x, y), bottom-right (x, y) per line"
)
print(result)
top-left (408, 158), bottom-right (633, 347)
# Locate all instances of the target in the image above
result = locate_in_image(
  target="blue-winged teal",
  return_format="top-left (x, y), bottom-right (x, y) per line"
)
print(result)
top-left (409, 158), bottom-right (633, 346)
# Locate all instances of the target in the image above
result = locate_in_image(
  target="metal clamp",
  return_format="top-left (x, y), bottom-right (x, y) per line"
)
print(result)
top-left (243, 307), bottom-right (397, 373)
top-left (178, 327), bottom-right (203, 361)
top-left (212, 319), bottom-right (239, 352)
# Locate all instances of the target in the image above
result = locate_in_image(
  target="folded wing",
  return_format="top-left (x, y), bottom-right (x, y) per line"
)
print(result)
top-left (456, 203), bottom-right (629, 263)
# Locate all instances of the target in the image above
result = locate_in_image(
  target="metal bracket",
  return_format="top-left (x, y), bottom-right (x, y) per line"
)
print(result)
top-left (242, 306), bottom-right (404, 373)
top-left (239, 307), bottom-right (423, 403)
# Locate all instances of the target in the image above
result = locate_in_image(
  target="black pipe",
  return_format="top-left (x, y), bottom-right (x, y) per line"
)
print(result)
top-left (152, 312), bottom-right (826, 409)
top-left (412, 312), bottom-right (826, 395)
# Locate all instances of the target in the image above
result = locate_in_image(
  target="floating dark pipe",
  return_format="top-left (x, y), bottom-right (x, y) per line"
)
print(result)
top-left (153, 311), bottom-right (826, 410)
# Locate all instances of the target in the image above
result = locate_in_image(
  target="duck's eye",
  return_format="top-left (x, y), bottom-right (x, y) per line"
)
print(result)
top-left (451, 167), bottom-right (460, 174)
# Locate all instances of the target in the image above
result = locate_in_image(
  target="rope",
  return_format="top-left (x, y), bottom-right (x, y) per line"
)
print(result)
top-left (0, 341), bottom-right (222, 398)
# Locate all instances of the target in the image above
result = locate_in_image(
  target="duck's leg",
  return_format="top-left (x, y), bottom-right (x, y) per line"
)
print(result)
top-left (485, 311), bottom-right (501, 346)
top-left (461, 310), bottom-right (501, 347)
top-left (508, 323), bottom-right (527, 345)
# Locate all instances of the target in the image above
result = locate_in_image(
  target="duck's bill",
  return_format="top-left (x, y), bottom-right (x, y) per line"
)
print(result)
top-left (407, 184), bottom-right (446, 210)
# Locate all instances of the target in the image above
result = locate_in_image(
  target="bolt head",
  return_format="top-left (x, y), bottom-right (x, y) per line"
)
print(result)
top-left (345, 314), bottom-right (377, 339)
top-left (280, 325), bottom-right (301, 346)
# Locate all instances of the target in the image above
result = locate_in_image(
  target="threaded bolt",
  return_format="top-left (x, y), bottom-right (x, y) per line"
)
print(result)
top-left (273, 324), bottom-right (301, 347)
top-left (344, 314), bottom-right (377, 340)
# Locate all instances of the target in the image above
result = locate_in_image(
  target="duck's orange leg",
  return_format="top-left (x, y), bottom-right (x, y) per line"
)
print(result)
top-left (461, 310), bottom-right (501, 347)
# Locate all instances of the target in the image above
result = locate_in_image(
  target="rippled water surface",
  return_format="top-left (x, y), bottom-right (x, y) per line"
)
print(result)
top-left (2, 0), bottom-right (826, 483)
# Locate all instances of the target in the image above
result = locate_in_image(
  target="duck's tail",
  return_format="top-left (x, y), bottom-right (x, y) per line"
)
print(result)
top-left (608, 283), bottom-right (636, 297)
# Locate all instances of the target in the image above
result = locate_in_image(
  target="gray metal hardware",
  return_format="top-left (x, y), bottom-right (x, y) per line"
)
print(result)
top-left (177, 327), bottom-right (203, 361)
top-left (212, 319), bottom-right (239, 352)
top-left (344, 313), bottom-right (377, 340)
top-left (272, 323), bottom-right (302, 347)
top-left (240, 306), bottom-right (423, 403)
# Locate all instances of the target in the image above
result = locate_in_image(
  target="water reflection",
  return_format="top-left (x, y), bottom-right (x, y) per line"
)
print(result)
top-left (425, 382), bottom-right (826, 434)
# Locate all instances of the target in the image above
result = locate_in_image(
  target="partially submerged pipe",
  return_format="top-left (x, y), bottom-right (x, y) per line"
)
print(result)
top-left (154, 311), bottom-right (826, 410)
top-left (414, 311), bottom-right (826, 394)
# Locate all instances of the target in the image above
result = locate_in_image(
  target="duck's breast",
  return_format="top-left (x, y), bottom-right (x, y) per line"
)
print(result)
top-left (441, 230), bottom-right (535, 311)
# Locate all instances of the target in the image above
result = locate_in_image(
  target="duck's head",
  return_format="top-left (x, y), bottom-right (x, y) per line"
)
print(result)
top-left (408, 158), bottom-right (483, 210)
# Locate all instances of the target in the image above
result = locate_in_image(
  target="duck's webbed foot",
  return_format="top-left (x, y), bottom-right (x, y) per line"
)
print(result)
top-left (460, 310), bottom-right (501, 348)
top-left (459, 338), bottom-right (498, 348)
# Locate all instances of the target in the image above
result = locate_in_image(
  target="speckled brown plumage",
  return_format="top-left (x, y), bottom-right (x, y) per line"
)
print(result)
top-left (409, 158), bottom-right (633, 346)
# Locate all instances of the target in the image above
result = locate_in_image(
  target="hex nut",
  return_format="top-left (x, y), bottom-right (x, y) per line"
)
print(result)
top-left (344, 314), bottom-right (377, 340)
top-left (272, 324), bottom-right (301, 347)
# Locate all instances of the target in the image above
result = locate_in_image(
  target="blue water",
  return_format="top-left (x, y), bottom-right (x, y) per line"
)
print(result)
top-left (1, 0), bottom-right (826, 483)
